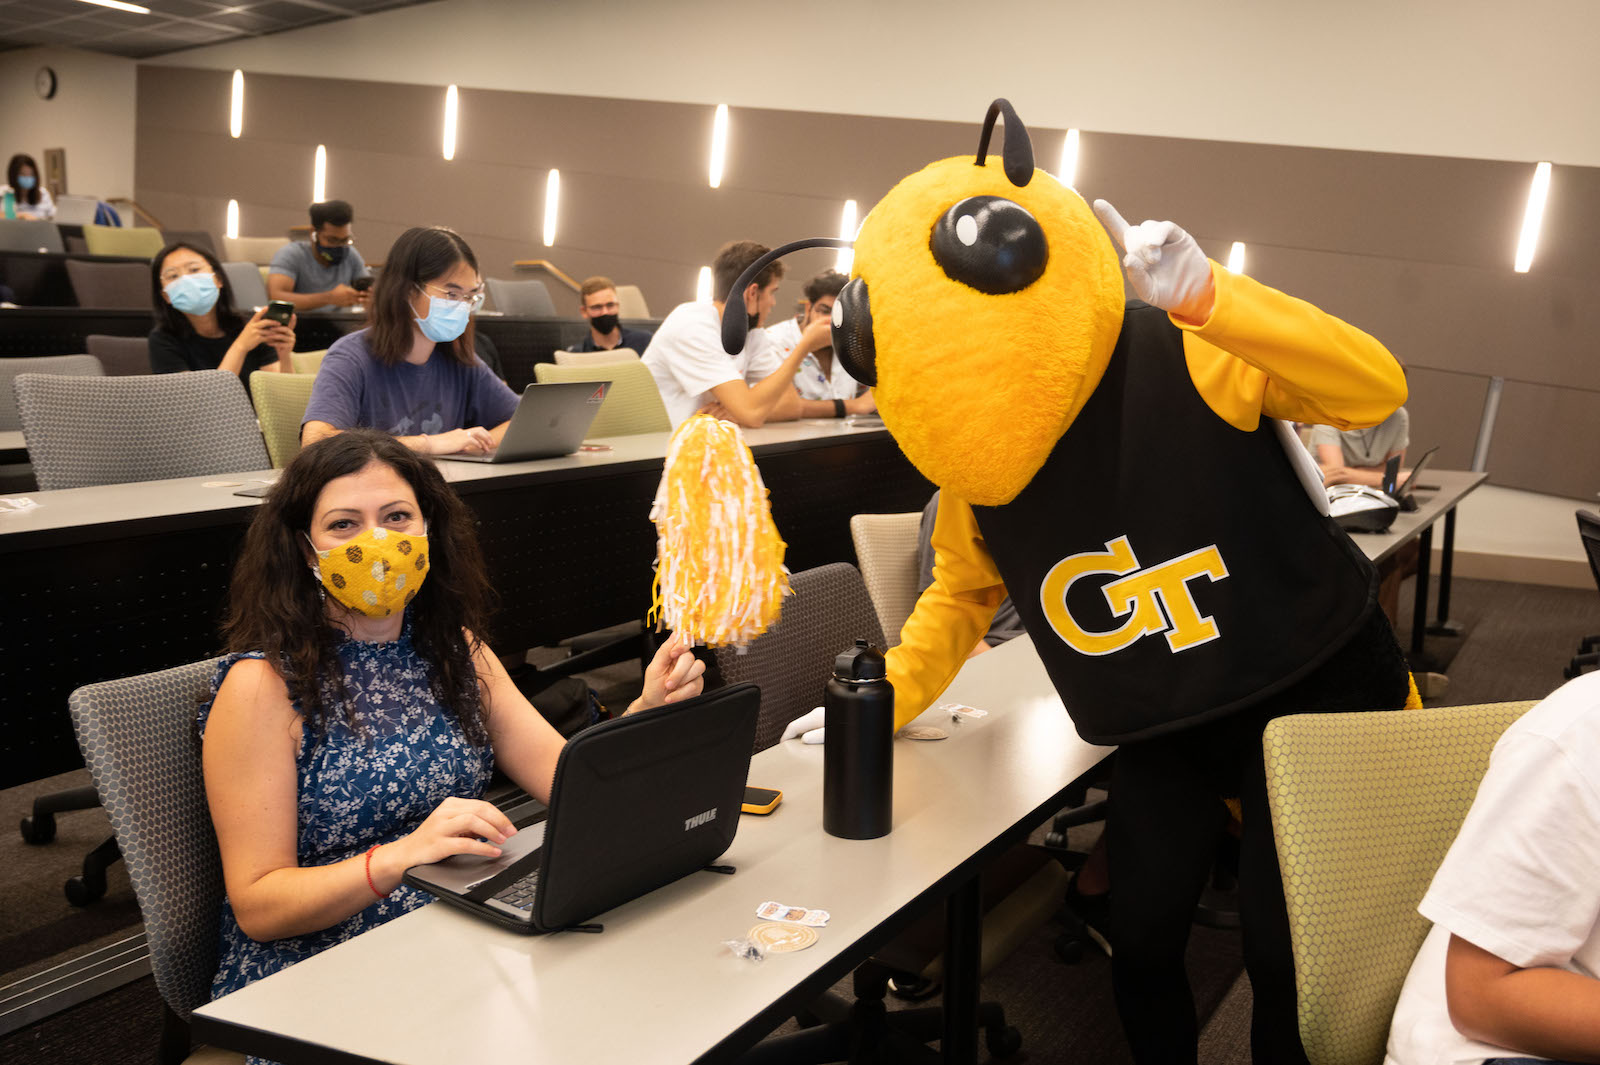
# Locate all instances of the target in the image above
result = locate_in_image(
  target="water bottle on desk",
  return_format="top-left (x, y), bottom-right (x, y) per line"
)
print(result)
top-left (2, 190), bottom-right (14, 220)
top-left (823, 639), bottom-right (894, 839)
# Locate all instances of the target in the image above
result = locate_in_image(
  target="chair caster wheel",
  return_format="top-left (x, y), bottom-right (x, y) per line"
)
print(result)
top-left (65, 874), bottom-right (105, 907)
top-left (20, 814), bottom-right (56, 844)
top-left (1053, 931), bottom-right (1086, 963)
top-left (1043, 830), bottom-right (1067, 849)
top-left (985, 1024), bottom-right (1023, 1058)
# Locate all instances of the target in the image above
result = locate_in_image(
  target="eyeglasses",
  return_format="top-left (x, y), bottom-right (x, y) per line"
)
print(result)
top-left (159, 262), bottom-right (215, 285)
top-left (418, 282), bottom-right (486, 308)
top-left (585, 300), bottom-right (620, 313)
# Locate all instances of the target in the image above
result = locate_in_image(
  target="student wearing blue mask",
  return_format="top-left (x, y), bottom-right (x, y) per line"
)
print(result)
top-left (301, 226), bottom-right (517, 457)
top-left (3, 153), bottom-right (55, 220)
top-left (149, 241), bottom-right (294, 376)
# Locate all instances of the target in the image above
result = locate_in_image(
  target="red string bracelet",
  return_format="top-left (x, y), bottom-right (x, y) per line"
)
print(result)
top-left (364, 844), bottom-right (388, 899)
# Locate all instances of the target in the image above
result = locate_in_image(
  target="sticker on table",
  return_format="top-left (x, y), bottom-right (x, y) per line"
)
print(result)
top-left (899, 726), bottom-right (949, 741)
top-left (749, 922), bottom-right (818, 953)
top-left (202, 481), bottom-right (242, 488)
top-left (756, 901), bottom-right (830, 926)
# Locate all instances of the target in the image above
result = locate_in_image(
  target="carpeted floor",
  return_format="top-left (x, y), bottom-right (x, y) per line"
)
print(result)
top-left (2, 576), bottom-right (1594, 1064)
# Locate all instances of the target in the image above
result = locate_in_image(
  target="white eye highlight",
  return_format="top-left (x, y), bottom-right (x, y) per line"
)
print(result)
top-left (956, 213), bottom-right (979, 247)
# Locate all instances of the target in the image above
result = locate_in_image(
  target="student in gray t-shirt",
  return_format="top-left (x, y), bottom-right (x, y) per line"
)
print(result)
top-left (1310, 405), bottom-right (1409, 487)
top-left (268, 199), bottom-right (372, 313)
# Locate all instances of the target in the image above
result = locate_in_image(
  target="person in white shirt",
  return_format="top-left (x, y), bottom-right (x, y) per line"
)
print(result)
top-left (1385, 670), bottom-right (1600, 1065)
top-left (3, 153), bottom-right (55, 220)
top-left (642, 240), bottom-right (831, 429)
top-left (766, 269), bottom-right (876, 420)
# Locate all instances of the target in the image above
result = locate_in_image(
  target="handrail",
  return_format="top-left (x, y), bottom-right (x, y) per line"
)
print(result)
top-left (511, 259), bottom-right (581, 293)
top-left (105, 198), bottom-right (163, 230)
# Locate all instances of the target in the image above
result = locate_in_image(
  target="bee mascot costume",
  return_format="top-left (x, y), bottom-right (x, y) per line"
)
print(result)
top-left (722, 99), bottom-right (1419, 1064)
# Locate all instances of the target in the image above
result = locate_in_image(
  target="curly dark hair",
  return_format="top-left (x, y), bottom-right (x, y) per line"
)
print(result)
top-left (223, 429), bottom-right (494, 744)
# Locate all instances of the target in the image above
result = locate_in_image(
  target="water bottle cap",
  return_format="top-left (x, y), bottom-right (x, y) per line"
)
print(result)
top-left (833, 638), bottom-right (886, 682)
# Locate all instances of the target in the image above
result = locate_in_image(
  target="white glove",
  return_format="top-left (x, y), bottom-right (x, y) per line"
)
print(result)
top-left (781, 706), bottom-right (826, 745)
top-left (1093, 199), bottom-right (1215, 323)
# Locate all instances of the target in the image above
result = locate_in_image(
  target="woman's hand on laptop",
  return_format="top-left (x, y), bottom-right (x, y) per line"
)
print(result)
top-left (424, 427), bottom-right (495, 456)
top-left (628, 633), bottom-right (707, 715)
top-left (371, 797), bottom-right (518, 890)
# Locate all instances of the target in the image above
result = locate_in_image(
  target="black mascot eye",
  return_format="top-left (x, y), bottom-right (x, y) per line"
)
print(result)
top-left (830, 277), bottom-right (877, 387)
top-left (929, 195), bottom-right (1048, 295)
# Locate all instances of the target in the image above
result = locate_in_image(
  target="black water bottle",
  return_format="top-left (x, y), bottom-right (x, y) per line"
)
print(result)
top-left (823, 639), bottom-right (894, 839)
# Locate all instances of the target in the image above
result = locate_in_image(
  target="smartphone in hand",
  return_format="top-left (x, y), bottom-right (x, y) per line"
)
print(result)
top-left (263, 300), bottom-right (295, 326)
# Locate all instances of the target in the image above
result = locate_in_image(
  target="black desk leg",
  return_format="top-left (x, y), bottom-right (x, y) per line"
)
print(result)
top-left (942, 876), bottom-right (982, 1065)
top-left (1411, 524), bottom-right (1434, 657)
top-left (1426, 507), bottom-right (1465, 637)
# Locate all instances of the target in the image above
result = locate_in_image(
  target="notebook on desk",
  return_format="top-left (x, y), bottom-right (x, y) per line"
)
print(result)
top-left (404, 683), bottom-right (760, 934)
top-left (434, 381), bottom-right (611, 463)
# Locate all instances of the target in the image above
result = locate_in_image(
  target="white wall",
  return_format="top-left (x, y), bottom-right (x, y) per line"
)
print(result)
top-left (151, 0), bottom-right (1600, 168)
top-left (0, 47), bottom-right (137, 201)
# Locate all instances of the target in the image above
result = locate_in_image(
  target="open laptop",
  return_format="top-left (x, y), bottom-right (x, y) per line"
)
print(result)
top-left (1384, 445), bottom-right (1439, 510)
top-left (404, 683), bottom-right (760, 934)
top-left (435, 380), bottom-right (611, 463)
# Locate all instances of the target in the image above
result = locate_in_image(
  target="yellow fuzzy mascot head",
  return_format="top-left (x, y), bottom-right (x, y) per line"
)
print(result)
top-left (720, 99), bottom-right (1126, 507)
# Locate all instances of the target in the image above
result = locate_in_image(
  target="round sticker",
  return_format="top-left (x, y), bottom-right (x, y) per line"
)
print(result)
top-left (900, 726), bottom-right (949, 741)
top-left (749, 922), bottom-right (818, 953)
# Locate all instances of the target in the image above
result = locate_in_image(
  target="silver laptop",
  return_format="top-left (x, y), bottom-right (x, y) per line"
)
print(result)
top-left (436, 381), bottom-right (611, 463)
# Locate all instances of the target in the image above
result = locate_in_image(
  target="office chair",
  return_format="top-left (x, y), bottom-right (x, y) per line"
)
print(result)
top-left (1566, 509), bottom-right (1600, 680)
top-left (67, 658), bottom-right (246, 1064)
top-left (85, 333), bottom-right (153, 376)
top-left (485, 277), bottom-right (558, 317)
top-left (249, 370), bottom-right (317, 468)
top-left (289, 348), bottom-right (327, 375)
top-left (161, 229), bottom-right (220, 258)
top-left (1262, 700), bottom-right (1536, 1065)
top-left (613, 283), bottom-right (651, 318)
top-left (0, 354), bottom-right (101, 431)
top-left (848, 511), bottom-right (924, 648)
top-left (64, 259), bottom-right (149, 309)
top-left (712, 562), bottom-right (1051, 1061)
top-left (15, 373), bottom-right (265, 904)
top-left (220, 261), bottom-right (269, 310)
top-left (533, 360), bottom-right (670, 438)
top-left (0, 217), bottom-right (66, 253)
top-left (81, 222), bottom-right (166, 259)
top-left (220, 235), bottom-right (287, 266)
top-left (552, 347), bottom-right (641, 368)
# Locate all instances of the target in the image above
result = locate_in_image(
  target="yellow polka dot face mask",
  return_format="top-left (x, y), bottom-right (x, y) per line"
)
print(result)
top-left (305, 526), bottom-right (429, 618)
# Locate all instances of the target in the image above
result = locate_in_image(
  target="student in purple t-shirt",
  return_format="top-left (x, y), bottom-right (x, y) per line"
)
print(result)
top-left (302, 227), bottom-right (518, 456)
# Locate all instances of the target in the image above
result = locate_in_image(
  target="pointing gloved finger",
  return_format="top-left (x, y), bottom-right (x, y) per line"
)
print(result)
top-left (782, 706), bottom-right (826, 741)
top-left (1092, 199), bottom-right (1132, 251)
top-left (800, 727), bottom-right (826, 745)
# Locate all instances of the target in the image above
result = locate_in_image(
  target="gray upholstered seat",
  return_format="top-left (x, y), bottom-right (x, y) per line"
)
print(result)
top-left (84, 334), bottom-right (153, 376)
top-left (709, 561), bottom-right (886, 753)
top-left (485, 277), bottom-right (558, 317)
top-left (68, 659), bottom-right (244, 1063)
top-left (0, 354), bottom-right (101, 431)
top-left (220, 261), bottom-right (268, 310)
top-left (15, 369), bottom-right (268, 490)
top-left (64, 259), bottom-right (149, 309)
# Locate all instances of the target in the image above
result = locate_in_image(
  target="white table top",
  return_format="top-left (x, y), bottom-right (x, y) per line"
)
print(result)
top-left (0, 420), bottom-right (889, 548)
top-left (1348, 469), bottom-right (1487, 565)
top-left (192, 635), bottom-right (1110, 1065)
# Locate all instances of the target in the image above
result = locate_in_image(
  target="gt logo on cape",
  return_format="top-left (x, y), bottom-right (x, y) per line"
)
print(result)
top-left (1039, 536), bottom-right (1229, 657)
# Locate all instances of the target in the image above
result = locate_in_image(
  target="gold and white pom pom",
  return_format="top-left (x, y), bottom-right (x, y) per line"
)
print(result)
top-left (649, 414), bottom-right (790, 648)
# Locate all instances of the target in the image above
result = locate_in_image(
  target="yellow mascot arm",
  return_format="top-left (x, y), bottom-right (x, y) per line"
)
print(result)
top-left (1178, 262), bottom-right (1407, 432)
top-left (886, 495), bottom-right (1006, 731)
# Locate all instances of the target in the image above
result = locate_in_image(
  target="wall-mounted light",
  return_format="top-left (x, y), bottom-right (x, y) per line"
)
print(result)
top-left (75, 0), bottom-right (149, 12)
top-left (1058, 128), bottom-right (1080, 188)
top-left (709, 104), bottom-right (729, 189)
top-left (1513, 160), bottom-right (1552, 273)
top-left (442, 84), bottom-right (458, 161)
top-left (835, 199), bottom-right (857, 274)
top-left (229, 70), bottom-right (243, 139)
top-left (1226, 241), bottom-right (1247, 275)
top-left (312, 145), bottom-right (326, 203)
top-left (696, 266), bottom-right (712, 302)
top-left (542, 169), bottom-right (560, 248)
top-left (225, 199), bottom-right (239, 240)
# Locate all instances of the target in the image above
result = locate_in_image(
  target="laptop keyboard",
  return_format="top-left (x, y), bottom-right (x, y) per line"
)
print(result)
top-left (493, 869), bottom-right (540, 911)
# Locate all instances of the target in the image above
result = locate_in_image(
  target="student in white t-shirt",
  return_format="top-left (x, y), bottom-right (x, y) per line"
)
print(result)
top-left (1384, 670), bottom-right (1600, 1065)
top-left (642, 241), bottom-right (831, 429)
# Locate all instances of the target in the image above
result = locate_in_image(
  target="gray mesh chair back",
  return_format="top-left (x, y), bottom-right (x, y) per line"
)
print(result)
top-left (220, 261), bottom-right (268, 310)
top-left (85, 333), bottom-right (153, 376)
top-left (0, 354), bottom-right (101, 431)
top-left (710, 562), bottom-right (886, 752)
top-left (0, 217), bottom-right (65, 253)
top-left (68, 659), bottom-right (225, 1021)
top-left (486, 277), bottom-right (558, 317)
top-left (15, 369), bottom-right (268, 490)
top-left (65, 259), bottom-right (149, 309)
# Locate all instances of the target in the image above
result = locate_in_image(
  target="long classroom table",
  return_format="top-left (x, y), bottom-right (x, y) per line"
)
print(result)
top-left (190, 633), bottom-right (1112, 1065)
top-left (0, 422), bottom-right (931, 789)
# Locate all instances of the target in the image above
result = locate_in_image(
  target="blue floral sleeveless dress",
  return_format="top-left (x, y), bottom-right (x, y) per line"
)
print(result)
top-left (198, 626), bottom-right (495, 1012)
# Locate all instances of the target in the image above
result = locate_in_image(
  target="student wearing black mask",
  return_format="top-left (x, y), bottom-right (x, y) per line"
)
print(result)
top-left (268, 199), bottom-right (373, 313)
top-left (576, 276), bottom-right (654, 353)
